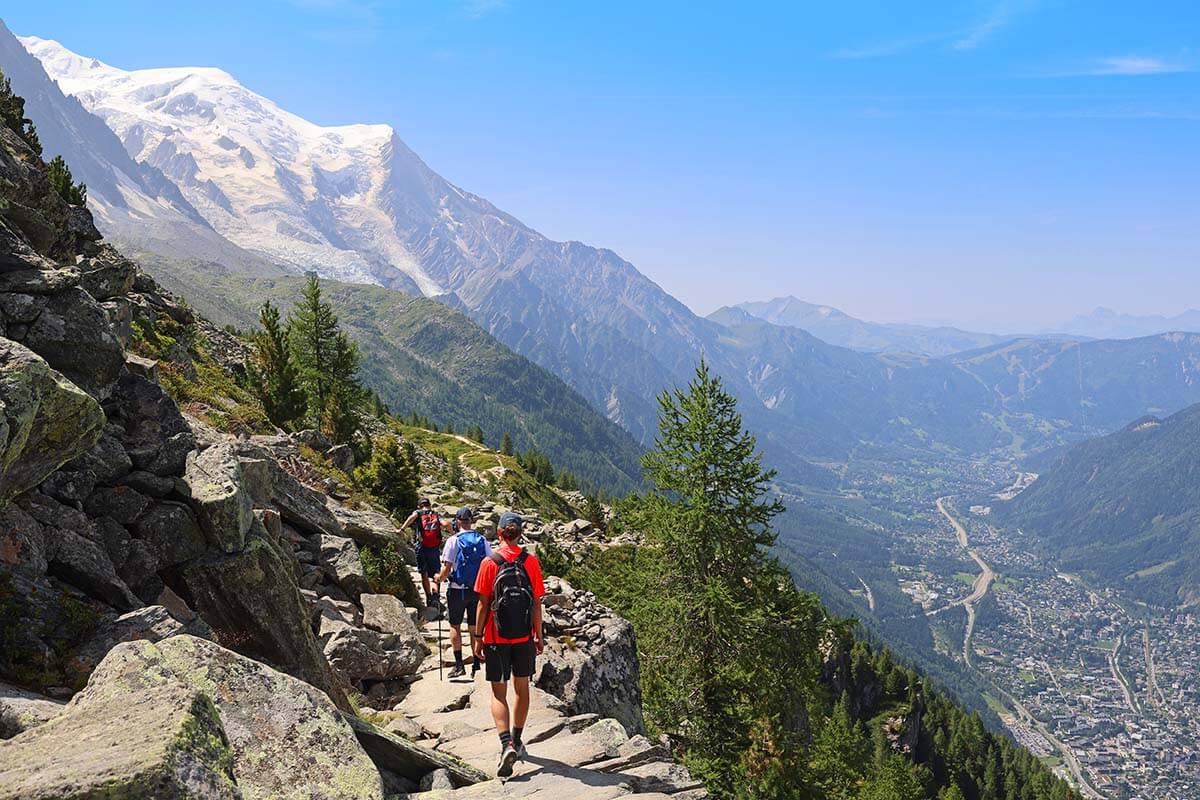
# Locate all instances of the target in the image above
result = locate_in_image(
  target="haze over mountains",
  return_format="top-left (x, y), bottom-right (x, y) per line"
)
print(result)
top-left (13, 25), bottom-right (1200, 492)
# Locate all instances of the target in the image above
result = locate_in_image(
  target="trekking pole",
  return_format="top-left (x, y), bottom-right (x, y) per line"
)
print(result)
top-left (437, 581), bottom-right (444, 681)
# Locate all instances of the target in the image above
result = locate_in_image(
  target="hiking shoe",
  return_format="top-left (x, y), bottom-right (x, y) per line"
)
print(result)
top-left (497, 745), bottom-right (519, 778)
top-left (514, 742), bottom-right (528, 761)
top-left (448, 664), bottom-right (466, 679)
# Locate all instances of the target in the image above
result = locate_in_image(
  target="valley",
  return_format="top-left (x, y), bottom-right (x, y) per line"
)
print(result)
top-left (788, 449), bottom-right (1200, 799)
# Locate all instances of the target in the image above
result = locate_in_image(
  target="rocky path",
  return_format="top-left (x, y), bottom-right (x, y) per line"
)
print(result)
top-left (379, 604), bottom-right (706, 799)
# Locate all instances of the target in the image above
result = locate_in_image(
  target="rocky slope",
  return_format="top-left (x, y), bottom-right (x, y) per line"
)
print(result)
top-left (0, 99), bottom-right (700, 798)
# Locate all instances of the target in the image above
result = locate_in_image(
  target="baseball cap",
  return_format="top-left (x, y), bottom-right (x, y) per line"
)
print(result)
top-left (455, 507), bottom-right (474, 521)
top-left (498, 511), bottom-right (523, 529)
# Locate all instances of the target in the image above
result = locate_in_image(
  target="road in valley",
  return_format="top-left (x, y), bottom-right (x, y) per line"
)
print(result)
top-left (936, 496), bottom-right (1103, 799)
top-left (935, 496), bottom-right (995, 666)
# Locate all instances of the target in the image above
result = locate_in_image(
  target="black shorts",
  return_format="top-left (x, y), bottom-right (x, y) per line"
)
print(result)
top-left (416, 545), bottom-right (440, 578)
top-left (484, 640), bottom-right (536, 683)
top-left (447, 587), bottom-right (478, 627)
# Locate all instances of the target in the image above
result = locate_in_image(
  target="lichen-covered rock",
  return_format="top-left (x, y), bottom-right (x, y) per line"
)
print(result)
top-left (0, 337), bottom-right (104, 507)
top-left (183, 443), bottom-right (252, 553)
top-left (322, 623), bottom-right (427, 684)
top-left (71, 605), bottom-right (208, 676)
top-left (76, 247), bottom-right (137, 301)
top-left (179, 522), bottom-right (351, 711)
top-left (75, 636), bottom-right (385, 800)
top-left (327, 502), bottom-right (414, 561)
top-left (133, 500), bottom-right (207, 568)
top-left (19, 286), bottom-right (126, 400)
top-left (0, 681), bottom-right (64, 738)
top-left (0, 680), bottom-right (240, 800)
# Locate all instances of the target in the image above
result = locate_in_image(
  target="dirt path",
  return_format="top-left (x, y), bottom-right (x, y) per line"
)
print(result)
top-left (854, 572), bottom-right (876, 612)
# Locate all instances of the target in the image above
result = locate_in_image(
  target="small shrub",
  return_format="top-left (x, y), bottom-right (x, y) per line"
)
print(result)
top-left (360, 542), bottom-right (420, 607)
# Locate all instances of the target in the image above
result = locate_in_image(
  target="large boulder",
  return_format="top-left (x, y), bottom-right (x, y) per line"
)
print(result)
top-left (18, 287), bottom-right (125, 399)
top-left (0, 680), bottom-right (239, 799)
top-left (17, 491), bottom-right (139, 611)
top-left (78, 636), bottom-right (384, 800)
top-left (178, 522), bottom-right (351, 711)
top-left (0, 337), bottom-right (104, 506)
top-left (183, 443), bottom-right (253, 553)
top-left (113, 371), bottom-right (195, 476)
top-left (360, 593), bottom-right (420, 638)
top-left (318, 534), bottom-right (371, 599)
top-left (0, 682), bottom-right (64, 738)
top-left (235, 442), bottom-right (342, 537)
top-left (321, 623), bottom-right (427, 684)
top-left (132, 500), bottom-right (207, 569)
top-left (343, 715), bottom-right (487, 787)
top-left (328, 502), bottom-right (415, 561)
top-left (71, 605), bottom-right (209, 676)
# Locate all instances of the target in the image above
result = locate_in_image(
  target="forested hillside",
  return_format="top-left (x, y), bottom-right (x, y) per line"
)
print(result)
top-left (1001, 403), bottom-right (1200, 607)
top-left (137, 253), bottom-right (645, 495)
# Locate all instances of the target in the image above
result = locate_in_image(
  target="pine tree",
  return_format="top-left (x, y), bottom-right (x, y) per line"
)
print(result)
top-left (446, 455), bottom-right (464, 489)
top-left (808, 693), bottom-right (870, 799)
top-left (353, 436), bottom-right (419, 517)
top-left (631, 358), bottom-right (821, 796)
top-left (859, 756), bottom-right (926, 800)
top-left (500, 431), bottom-right (513, 456)
top-left (46, 155), bottom-right (86, 206)
top-left (322, 330), bottom-right (366, 445)
top-left (0, 71), bottom-right (42, 155)
top-left (247, 300), bottom-right (306, 430)
top-left (289, 274), bottom-right (341, 417)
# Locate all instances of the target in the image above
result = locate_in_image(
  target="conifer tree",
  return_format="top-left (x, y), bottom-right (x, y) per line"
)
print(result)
top-left (289, 274), bottom-right (341, 416)
top-left (323, 329), bottom-right (366, 444)
top-left (247, 300), bottom-right (306, 430)
top-left (46, 155), bottom-right (86, 206)
top-left (500, 431), bottom-right (513, 456)
top-left (0, 72), bottom-right (42, 155)
top-left (353, 436), bottom-right (419, 517)
top-left (632, 358), bottom-right (822, 796)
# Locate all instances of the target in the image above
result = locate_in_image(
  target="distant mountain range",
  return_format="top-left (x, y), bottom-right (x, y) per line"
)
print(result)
top-left (11, 23), bottom-right (1200, 488)
top-left (731, 296), bottom-right (1010, 356)
top-left (999, 402), bottom-right (1200, 608)
top-left (1053, 306), bottom-right (1200, 340)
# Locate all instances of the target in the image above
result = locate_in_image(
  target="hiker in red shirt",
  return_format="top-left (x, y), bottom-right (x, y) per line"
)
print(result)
top-left (472, 511), bottom-right (545, 778)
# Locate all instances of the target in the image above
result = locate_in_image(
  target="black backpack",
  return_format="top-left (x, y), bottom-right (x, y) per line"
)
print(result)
top-left (489, 550), bottom-right (534, 639)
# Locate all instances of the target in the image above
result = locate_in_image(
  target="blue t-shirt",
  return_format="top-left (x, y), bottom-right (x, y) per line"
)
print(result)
top-left (440, 529), bottom-right (493, 589)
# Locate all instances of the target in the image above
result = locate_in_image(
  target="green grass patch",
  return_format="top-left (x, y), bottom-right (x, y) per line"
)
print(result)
top-left (954, 571), bottom-right (978, 587)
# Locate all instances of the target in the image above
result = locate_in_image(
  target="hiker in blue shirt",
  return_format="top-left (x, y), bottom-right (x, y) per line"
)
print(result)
top-left (434, 507), bottom-right (492, 679)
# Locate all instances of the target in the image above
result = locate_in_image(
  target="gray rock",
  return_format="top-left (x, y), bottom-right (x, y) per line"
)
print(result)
top-left (318, 534), bottom-right (370, 599)
top-left (72, 605), bottom-right (194, 676)
top-left (118, 469), bottom-right (176, 497)
top-left (0, 337), bottom-right (104, 506)
top-left (39, 465), bottom-right (96, 506)
top-left (84, 484), bottom-right (151, 525)
top-left (132, 501), bottom-right (207, 568)
top-left (76, 249), bottom-right (136, 301)
top-left (0, 679), bottom-right (239, 800)
top-left (19, 286), bottom-right (125, 400)
top-left (77, 424), bottom-right (132, 485)
top-left (327, 443), bottom-right (354, 473)
top-left (343, 714), bottom-right (487, 786)
top-left (327, 502), bottom-right (414, 561)
top-left (117, 539), bottom-right (162, 602)
top-left (420, 768), bottom-right (455, 791)
top-left (0, 682), bottom-right (64, 738)
top-left (123, 353), bottom-right (159, 382)
top-left (235, 442), bottom-right (343, 537)
top-left (384, 715), bottom-right (424, 740)
top-left (114, 372), bottom-right (195, 476)
top-left (179, 522), bottom-right (351, 712)
top-left (290, 428), bottom-right (331, 452)
top-left (183, 443), bottom-right (252, 553)
top-left (361, 593), bottom-right (420, 638)
top-left (322, 624), bottom-right (427, 684)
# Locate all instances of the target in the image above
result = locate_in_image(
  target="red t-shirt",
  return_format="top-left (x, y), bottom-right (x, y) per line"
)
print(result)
top-left (473, 542), bottom-right (545, 644)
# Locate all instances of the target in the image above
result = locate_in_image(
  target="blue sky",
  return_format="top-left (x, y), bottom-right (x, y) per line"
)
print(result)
top-left (5, 1), bottom-right (1200, 330)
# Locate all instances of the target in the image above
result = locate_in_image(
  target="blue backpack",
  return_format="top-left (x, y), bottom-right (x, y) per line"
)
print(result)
top-left (451, 530), bottom-right (488, 587)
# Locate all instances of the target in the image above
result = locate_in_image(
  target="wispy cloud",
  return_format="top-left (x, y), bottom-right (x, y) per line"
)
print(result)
top-left (952, 0), bottom-right (1030, 50)
top-left (1041, 56), bottom-right (1193, 77)
top-left (833, 1), bottom-right (1034, 59)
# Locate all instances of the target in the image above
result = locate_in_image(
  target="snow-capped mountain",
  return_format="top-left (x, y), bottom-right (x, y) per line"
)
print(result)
top-left (0, 20), bottom-right (269, 269)
top-left (23, 34), bottom-right (467, 294)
